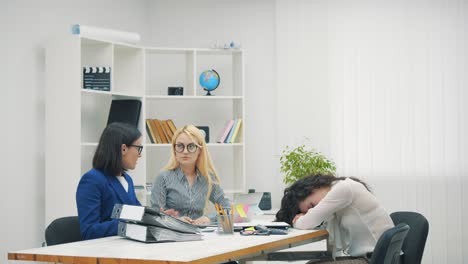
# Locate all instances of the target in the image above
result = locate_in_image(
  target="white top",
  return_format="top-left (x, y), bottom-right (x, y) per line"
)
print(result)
top-left (116, 175), bottom-right (128, 192)
top-left (294, 178), bottom-right (394, 257)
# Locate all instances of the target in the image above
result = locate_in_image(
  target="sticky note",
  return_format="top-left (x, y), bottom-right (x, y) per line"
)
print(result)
top-left (236, 204), bottom-right (247, 217)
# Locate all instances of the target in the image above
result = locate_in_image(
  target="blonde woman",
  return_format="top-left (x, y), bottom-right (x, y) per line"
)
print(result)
top-left (151, 125), bottom-right (230, 225)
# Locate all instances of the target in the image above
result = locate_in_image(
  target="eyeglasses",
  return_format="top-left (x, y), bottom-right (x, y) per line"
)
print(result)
top-left (174, 143), bottom-right (200, 153)
top-left (128, 144), bottom-right (143, 154)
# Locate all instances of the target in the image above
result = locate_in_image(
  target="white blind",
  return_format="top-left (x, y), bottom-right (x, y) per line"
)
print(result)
top-left (277, 0), bottom-right (468, 263)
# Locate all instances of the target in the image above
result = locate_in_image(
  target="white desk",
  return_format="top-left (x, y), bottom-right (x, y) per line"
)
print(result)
top-left (8, 229), bottom-right (328, 264)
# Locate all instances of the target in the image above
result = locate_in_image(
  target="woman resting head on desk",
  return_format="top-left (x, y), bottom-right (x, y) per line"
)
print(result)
top-left (76, 122), bottom-right (143, 240)
top-left (151, 124), bottom-right (230, 225)
top-left (276, 174), bottom-right (394, 258)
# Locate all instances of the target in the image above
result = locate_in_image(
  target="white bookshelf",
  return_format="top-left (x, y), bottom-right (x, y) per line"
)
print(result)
top-left (45, 35), bottom-right (245, 226)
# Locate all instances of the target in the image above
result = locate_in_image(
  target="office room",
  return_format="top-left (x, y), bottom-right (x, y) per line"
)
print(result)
top-left (2, 0), bottom-right (467, 263)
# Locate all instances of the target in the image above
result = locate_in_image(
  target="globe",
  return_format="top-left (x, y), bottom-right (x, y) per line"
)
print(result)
top-left (199, 69), bottom-right (220, 96)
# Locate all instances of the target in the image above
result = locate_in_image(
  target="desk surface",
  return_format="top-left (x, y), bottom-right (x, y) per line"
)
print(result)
top-left (8, 229), bottom-right (328, 264)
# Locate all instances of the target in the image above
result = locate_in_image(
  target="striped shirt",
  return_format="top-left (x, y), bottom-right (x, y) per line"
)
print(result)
top-left (151, 167), bottom-right (230, 220)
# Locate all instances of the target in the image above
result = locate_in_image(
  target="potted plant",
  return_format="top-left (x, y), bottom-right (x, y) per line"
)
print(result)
top-left (280, 144), bottom-right (336, 185)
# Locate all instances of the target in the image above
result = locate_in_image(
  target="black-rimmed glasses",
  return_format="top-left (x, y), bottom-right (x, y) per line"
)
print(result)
top-left (174, 143), bottom-right (200, 153)
top-left (128, 144), bottom-right (143, 154)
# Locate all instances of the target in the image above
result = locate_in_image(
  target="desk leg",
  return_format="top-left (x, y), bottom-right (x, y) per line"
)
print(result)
top-left (326, 236), bottom-right (335, 260)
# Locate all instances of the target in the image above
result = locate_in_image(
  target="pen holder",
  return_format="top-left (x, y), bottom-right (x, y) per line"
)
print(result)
top-left (217, 214), bottom-right (234, 235)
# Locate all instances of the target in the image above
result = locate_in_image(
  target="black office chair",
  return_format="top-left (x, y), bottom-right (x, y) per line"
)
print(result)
top-left (306, 223), bottom-right (410, 264)
top-left (45, 216), bottom-right (82, 246)
top-left (390, 211), bottom-right (429, 264)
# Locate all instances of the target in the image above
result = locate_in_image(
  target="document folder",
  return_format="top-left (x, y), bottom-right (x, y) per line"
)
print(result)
top-left (118, 222), bottom-right (202, 243)
top-left (112, 204), bottom-right (200, 234)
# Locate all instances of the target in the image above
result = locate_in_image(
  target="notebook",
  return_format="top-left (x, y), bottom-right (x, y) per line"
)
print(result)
top-left (107, 99), bottom-right (142, 127)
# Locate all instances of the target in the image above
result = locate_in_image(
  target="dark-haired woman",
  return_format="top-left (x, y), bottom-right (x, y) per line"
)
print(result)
top-left (276, 174), bottom-right (394, 259)
top-left (76, 122), bottom-right (143, 240)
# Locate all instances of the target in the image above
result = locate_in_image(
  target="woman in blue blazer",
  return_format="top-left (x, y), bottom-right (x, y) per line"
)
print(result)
top-left (76, 122), bottom-right (143, 240)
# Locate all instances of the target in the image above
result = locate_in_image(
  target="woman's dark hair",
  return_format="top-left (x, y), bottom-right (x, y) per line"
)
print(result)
top-left (92, 122), bottom-right (141, 176)
top-left (275, 174), bottom-right (370, 225)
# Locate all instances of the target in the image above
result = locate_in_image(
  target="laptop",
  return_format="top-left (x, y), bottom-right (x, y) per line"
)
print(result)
top-left (233, 192), bottom-right (264, 207)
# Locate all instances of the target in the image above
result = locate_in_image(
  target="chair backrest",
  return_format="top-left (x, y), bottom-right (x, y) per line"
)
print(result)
top-left (369, 223), bottom-right (410, 264)
top-left (45, 216), bottom-right (81, 246)
top-left (390, 211), bottom-right (429, 264)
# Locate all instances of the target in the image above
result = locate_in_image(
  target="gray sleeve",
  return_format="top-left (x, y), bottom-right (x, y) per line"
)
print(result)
top-left (208, 182), bottom-right (231, 223)
top-left (209, 180), bottom-right (231, 208)
top-left (151, 171), bottom-right (168, 210)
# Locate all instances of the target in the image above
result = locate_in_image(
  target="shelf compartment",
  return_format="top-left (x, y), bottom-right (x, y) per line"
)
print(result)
top-left (81, 92), bottom-right (144, 143)
top-left (195, 51), bottom-right (243, 97)
top-left (145, 99), bottom-right (243, 144)
top-left (145, 49), bottom-right (195, 96)
top-left (114, 45), bottom-right (144, 95)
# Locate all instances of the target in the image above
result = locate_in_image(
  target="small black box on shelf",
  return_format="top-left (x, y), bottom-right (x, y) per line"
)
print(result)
top-left (168, 87), bottom-right (184, 95)
top-left (196, 126), bottom-right (210, 143)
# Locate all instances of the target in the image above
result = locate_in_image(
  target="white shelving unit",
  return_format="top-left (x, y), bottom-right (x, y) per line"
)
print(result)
top-left (45, 35), bottom-right (245, 226)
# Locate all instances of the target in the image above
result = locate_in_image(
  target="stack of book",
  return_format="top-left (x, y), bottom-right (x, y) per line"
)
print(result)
top-left (112, 204), bottom-right (202, 243)
top-left (217, 118), bottom-right (243, 143)
top-left (83, 66), bottom-right (111, 91)
top-left (145, 119), bottom-right (177, 144)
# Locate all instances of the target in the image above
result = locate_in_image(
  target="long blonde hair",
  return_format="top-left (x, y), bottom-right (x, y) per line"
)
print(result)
top-left (163, 125), bottom-right (221, 210)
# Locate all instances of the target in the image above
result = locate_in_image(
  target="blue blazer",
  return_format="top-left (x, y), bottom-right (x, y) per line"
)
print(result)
top-left (76, 168), bottom-right (141, 240)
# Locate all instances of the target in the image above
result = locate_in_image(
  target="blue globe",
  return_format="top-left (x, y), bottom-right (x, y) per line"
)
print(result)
top-left (199, 69), bottom-right (220, 96)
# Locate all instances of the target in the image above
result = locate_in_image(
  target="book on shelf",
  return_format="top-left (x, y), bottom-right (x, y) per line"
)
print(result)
top-left (118, 222), bottom-right (202, 243)
top-left (111, 204), bottom-right (200, 234)
top-left (145, 119), bottom-right (178, 144)
top-left (161, 120), bottom-right (174, 142)
top-left (145, 120), bottom-right (155, 144)
top-left (148, 119), bottom-right (162, 144)
top-left (83, 66), bottom-right (111, 91)
top-left (107, 99), bottom-right (142, 127)
top-left (217, 119), bottom-right (235, 143)
top-left (153, 119), bottom-right (169, 143)
top-left (225, 118), bottom-right (240, 143)
top-left (166, 119), bottom-right (177, 135)
top-left (229, 118), bottom-right (243, 143)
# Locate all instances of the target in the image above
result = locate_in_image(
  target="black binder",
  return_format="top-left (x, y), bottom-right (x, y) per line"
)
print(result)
top-left (107, 100), bottom-right (142, 127)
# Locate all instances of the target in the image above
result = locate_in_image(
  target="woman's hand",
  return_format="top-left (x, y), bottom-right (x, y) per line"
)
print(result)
top-left (292, 213), bottom-right (305, 225)
top-left (192, 216), bottom-right (210, 225)
top-left (160, 207), bottom-right (179, 217)
top-left (179, 216), bottom-right (194, 223)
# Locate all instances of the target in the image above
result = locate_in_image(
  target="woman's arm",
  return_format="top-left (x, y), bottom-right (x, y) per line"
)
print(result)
top-left (76, 172), bottom-right (119, 240)
top-left (294, 180), bottom-right (353, 229)
top-left (210, 182), bottom-right (230, 208)
top-left (203, 181), bottom-right (230, 224)
top-left (151, 172), bottom-right (167, 210)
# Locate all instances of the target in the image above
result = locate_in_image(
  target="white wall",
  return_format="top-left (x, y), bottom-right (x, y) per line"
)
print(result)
top-left (146, 0), bottom-right (281, 204)
top-left (1, 0), bottom-right (150, 261)
top-left (276, 0), bottom-right (468, 263)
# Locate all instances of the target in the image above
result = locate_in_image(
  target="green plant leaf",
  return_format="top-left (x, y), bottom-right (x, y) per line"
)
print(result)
top-left (279, 144), bottom-right (336, 185)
